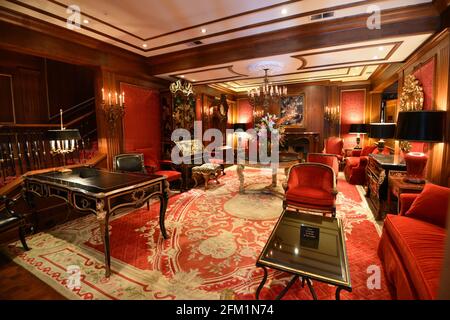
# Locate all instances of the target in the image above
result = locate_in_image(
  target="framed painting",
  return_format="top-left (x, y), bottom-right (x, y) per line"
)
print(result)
top-left (280, 94), bottom-right (305, 127)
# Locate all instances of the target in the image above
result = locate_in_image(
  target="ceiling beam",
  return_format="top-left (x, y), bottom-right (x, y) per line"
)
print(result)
top-left (147, 3), bottom-right (441, 75)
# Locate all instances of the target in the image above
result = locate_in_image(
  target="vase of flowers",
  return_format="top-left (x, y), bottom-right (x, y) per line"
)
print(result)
top-left (255, 114), bottom-right (288, 157)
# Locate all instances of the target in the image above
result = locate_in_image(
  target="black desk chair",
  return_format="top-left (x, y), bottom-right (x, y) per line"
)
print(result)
top-left (113, 153), bottom-right (150, 210)
top-left (113, 153), bottom-right (147, 174)
top-left (0, 196), bottom-right (29, 251)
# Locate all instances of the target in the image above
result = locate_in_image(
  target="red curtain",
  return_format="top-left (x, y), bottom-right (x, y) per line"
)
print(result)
top-left (121, 83), bottom-right (161, 159)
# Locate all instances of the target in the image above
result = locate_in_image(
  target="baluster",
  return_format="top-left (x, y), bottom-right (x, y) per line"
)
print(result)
top-left (17, 140), bottom-right (24, 175)
top-left (24, 139), bottom-right (32, 172)
top-left (7, 138), bottom-right (16, 177)
top-left (0, 143), bottom-right (6, 184)
top-left (41, 138), bottom-right (48, 168)
top-left (33, 139), bottom-right (41, 169)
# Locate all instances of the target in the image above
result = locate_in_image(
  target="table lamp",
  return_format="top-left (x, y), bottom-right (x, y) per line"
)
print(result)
top-left (395, 110), bottom-right (445, 184)
top-left (369, 123), bottom-right (396, 152)
top-left (348, 124), bottom-right (369, 149)
top-left (47, 109), bottom-right (81, 173)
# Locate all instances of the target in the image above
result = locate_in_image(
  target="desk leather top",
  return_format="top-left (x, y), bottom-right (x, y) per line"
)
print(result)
top-left (26, 168), bottom-right (164, 194)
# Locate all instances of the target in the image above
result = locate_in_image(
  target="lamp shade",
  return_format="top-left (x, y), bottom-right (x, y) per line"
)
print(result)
top-left (233, 123), bottom-right (247, 131)
top-left (46, 129), bottom-right (81, 141)
top-left (369, 123), bottom-right (396, 139)
top-left (396, 111), bottom-right (445, 142)
top-left (349, 124), bottom-right (369, 134)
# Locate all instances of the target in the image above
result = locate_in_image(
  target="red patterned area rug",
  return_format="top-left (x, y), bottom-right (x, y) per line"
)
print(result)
top-left (2, 167), bottom-right (392, 300)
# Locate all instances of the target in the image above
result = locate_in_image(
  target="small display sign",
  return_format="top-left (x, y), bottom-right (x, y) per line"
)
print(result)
top-left (300, 225), bottom-right (320, 248)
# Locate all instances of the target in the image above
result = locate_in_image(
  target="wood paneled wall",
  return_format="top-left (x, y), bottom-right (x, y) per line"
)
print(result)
top-left (0, 48), bottom-right (95, 125)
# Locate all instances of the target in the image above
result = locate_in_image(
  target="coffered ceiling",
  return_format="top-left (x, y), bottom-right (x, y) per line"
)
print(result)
top-left (0, 0), bottom-right (442, 89)
top-left (1, 0), bottom-right (433, 57)
top-left (157, 33), bottom-right (432, 92)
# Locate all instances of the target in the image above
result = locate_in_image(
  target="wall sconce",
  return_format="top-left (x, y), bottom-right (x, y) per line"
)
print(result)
top-left (324, 105), bottom-right (340, 123)
top-left (101, 88), bottom-right (125, 131)
top-left (47, 109), bottom-right (81, 173)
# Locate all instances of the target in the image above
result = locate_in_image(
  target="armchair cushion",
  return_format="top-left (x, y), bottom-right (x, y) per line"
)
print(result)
top-left (286, 187), bottom-right (335, 207)
top-left (307, 153), bottom-right (339, 177)
top-left (405, 184), bottom-right (450, 228)
top-left (323, 137), bottom-right (344, 161)
top-left (345, 156), bottom-right (360, 168)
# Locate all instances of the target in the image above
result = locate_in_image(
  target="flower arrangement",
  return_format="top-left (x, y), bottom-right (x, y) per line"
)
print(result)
top-left (255, 113), bottom-right (290, 146)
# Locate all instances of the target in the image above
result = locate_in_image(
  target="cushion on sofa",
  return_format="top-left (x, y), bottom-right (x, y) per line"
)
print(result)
top-left (384, 214), bottom-right (446, 299)
top-left (405, 184), bottom-right (450, 229)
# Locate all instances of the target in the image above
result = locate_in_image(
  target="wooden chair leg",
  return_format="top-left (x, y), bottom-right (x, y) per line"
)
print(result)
top-left (203, 173), bottom-right (209, 190)
top-left (19, 226), bottom-right (30, 251)
top-left (147, 200), bottom-right (150, 211)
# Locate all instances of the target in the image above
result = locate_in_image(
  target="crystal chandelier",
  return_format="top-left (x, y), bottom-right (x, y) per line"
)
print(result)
top-left (247, 68), bottom-right (287, 114)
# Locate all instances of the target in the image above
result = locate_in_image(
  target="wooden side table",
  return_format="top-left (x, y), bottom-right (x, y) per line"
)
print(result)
top-left (388, 170), bottom-right (425, 214)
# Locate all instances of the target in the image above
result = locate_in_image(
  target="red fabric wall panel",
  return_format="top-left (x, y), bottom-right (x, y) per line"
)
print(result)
top-left (340, 90), bottom-right (366, 149)
top-left (409, 58), bottom-right (435, 152)
top-left (121, 83), bottom-right (161, 159)
top-left (413, 58), bottom-right (435, 111)
top-left (237, 98), bottom-right (254, 128)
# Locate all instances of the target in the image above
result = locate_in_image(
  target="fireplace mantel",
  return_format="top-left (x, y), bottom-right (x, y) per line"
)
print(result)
top-left (282, 129), bottom-right (320, 158)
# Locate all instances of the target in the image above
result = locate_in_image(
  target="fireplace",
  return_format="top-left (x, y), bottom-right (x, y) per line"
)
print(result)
top-left (281, 129), bottom-right (320, 161)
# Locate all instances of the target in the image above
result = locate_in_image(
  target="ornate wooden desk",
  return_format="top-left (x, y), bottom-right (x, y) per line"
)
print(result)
top-left (22, 167), bottom-right (169, 277)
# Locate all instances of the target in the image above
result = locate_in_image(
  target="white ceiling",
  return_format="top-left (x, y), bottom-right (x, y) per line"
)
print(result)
top-left (1, 0), bottom-right (432, 57)
top-left (157, 33), bottom-right (432, 92)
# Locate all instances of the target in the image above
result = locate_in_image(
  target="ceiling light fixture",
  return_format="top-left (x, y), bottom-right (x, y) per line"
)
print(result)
top-left (281, 8), bottom-right (288, 15)
top-left (180, 75), bottom-right (185, 78)
top-left (201, 28), bottom-right (207, 33)
top-left (142, 43), bottom-right (148, 48)
top-left (83, 19), bottom-right (89, 24)
top-left (373, 55), bottom-right (379, 59)
top-left (247, 68), bottom-right (287, 116)
top-left (378, 46), bottom-right (384, 51)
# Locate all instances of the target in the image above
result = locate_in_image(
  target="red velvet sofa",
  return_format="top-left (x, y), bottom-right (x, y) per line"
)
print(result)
top-left (344, 146), bottom-right (389, 185)
top-left (378, 184), bottom-right (449, 299)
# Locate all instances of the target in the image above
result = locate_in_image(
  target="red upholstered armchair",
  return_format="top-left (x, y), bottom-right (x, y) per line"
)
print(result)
top-left (283, 163), bottom-right (338, 217)
top-left (136, 148), bottom-right (183, 191)
top-left (344, 146), bottom-right (389, 185)
top-left (307, 153), bottom-right (339, 179)
top-left (322, 137), bottom-right (344, 162)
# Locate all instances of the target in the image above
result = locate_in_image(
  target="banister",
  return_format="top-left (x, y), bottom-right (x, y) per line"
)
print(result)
top-left (48, 97), bottom-right (95, 121)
